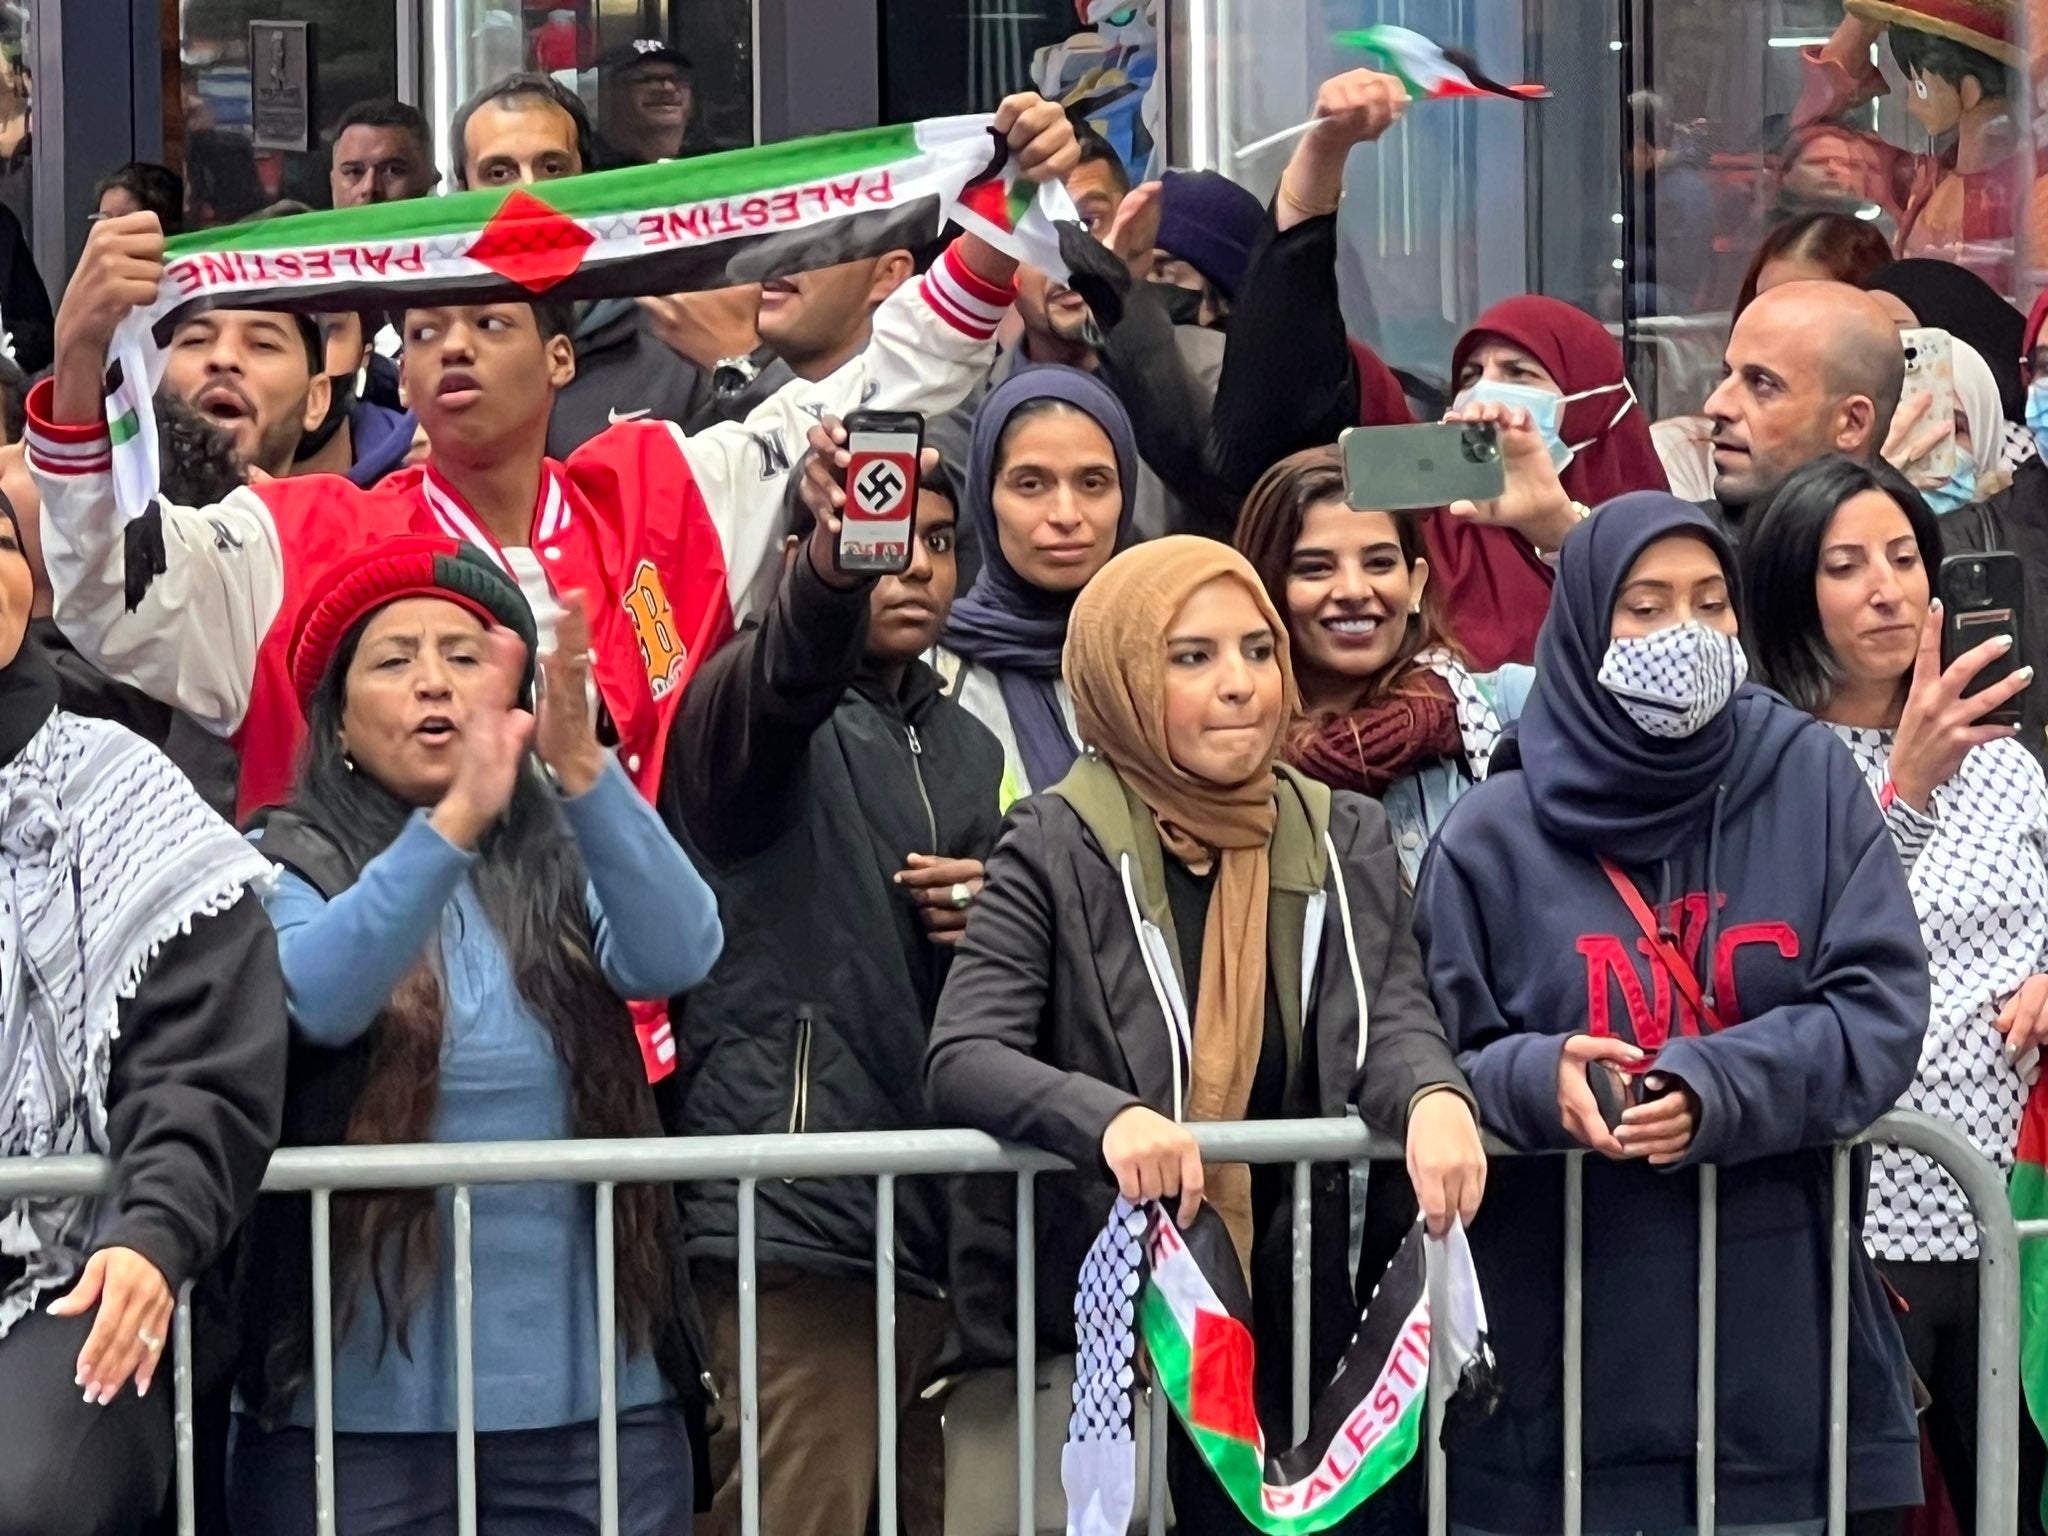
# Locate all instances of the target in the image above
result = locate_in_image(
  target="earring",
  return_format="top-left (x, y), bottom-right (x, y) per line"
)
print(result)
top-left (342, 753), bottom-right (356, 773)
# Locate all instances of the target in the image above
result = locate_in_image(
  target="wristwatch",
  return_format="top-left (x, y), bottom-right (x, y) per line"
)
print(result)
top-left (711, 352), bottom-right (764, 398)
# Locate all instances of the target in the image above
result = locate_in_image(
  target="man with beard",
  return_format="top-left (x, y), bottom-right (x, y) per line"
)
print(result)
top-left (1698, 280), bottom-right (1904, 536)
top-left (161, 309), bottom-right (331, 480)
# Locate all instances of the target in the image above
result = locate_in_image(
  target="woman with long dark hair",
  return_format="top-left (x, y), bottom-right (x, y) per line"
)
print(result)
top-left (0, 490), bottom-right (284, 1535)
top-left (1414, 492), bottom-right (1928, 1532)
top-left (1741, 456), bottom-right (2047, 1536)
top-left (227, 538), bottom-right (723, 1535)
top-left (1234, 446), bottom-right (1533, 880)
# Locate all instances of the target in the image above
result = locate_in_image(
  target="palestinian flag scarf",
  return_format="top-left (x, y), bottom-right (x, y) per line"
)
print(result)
top-left (2016, 1083), bottom-right (2048, 1526)
top-left (1063, 1200), bottom-right (1496, 1535)
top-left (1333, 25), bottom-right (1550, 102)
top-left (102, 114), bottom-right (1074, 524)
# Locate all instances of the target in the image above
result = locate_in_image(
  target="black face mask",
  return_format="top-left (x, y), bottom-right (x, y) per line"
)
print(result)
top-left (293, 368), bottom-right (361, 463)
top-left (1154, 281), bottom-right (1205, 328)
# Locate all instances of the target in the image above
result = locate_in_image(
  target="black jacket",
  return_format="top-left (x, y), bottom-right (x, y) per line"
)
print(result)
top-left (72, 898), bottom-right (284, 1299)
top-left (925, 785), bottom-right (1471, 1392)
top-left (546, 299), bottom-right (717, 458)
top-left (664, 553), bottom-right (1005, 1294)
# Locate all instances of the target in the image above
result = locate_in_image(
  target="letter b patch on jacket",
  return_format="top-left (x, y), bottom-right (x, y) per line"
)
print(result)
top-left (623, 559), bottom-right (687, 699)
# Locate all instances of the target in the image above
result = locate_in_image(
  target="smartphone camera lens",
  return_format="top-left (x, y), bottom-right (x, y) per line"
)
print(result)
top-left (1461, 424), bottom-right (1500, 464)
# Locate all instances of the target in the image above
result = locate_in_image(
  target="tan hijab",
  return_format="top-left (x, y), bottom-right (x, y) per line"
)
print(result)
top-left (1063, 537), bottom-right (1298, 1264)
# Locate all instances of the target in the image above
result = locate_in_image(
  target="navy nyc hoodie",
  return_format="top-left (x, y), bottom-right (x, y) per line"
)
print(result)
top-left (1414, 495), bottom-right (1928, 1533)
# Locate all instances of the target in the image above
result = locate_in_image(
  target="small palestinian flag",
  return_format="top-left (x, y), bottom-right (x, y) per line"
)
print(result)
top-left (1063, 1201), bottom-right (1496, 1536)
top-left (102, 114), bottom-right (1075, 522)
top-left (1333, 25), bottom-right (1550, 102)
top-left (2016, 1083), bottom-right (2048, 1526)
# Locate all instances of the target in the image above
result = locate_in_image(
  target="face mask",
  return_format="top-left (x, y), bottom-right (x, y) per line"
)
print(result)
top-left (1597, 620), bottom-right (1748, 739)
top-left (1155, 282), bottom-right (1205, 328)
top-left (1451, 377), bottom-right (1636, 472)
top-left (2026, 381), bottom-right (2048, 460)
top-left (1923, 454), bottom-right (1978, 516)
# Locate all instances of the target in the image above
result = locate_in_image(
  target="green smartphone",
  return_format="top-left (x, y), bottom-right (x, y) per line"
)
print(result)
top-left (1339, 421), bottom-right (1505, 512)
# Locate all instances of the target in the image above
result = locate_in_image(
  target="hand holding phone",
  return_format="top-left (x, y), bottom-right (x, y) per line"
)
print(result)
top-left (1340, 421), bottom-right (1505, 513)
top-left (1889, 573), bottom-right (2031, 811)
top-left (837, 410), bottom-right (924, 576)
top-left (1892, 329), bottom-right (1958, 484)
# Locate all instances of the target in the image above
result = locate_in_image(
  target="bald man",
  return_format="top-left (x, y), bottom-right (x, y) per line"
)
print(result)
top-left (1703, 281), bottom-right (1906, 528)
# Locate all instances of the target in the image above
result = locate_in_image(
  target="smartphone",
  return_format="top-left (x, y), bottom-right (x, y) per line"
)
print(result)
top-left (1900, 327), bottom-right (1958, 482)
top-left (1939, 550), bottom-right (2027, 727)
top-left (838, 410), bottom-right (924, 576)
top-left (1339, 421), bottom-right (1506, 513)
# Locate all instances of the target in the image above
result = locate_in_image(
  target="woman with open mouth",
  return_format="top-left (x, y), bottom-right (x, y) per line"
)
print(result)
top-left (1234, 443), bottom-right (1534, 885)
top-left (228, 536), bottom-right (723, 1536)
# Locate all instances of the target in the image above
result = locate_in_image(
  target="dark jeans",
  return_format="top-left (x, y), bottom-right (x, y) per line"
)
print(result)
top-left (1853, 1257), bottom-right (2046, 1536)
top-left (227, 1404), bottom-right (694, 1536)
top-left (0, 1305), bottom-right (175, 1536)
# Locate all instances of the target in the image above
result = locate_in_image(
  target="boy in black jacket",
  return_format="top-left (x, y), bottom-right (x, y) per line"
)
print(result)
top-left (663, 446), bottom-right (1003, 1536)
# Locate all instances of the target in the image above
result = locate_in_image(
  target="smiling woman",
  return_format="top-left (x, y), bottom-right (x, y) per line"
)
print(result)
top-left (1234, 446), bottom-right (1533, 882)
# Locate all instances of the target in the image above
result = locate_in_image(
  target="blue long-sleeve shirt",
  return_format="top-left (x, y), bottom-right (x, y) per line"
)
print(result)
top-left (256, 758), bottom-right (722, 1433)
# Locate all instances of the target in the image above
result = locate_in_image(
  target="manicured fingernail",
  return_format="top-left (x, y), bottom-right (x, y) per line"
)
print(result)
top-left (1932, 599), bottom-right (1944, 613)
top-left (83, 1386), bottom-right (96, 1404)
top-left (1996, 635), bottom-right (2016, 650)
top-left (2020, 666), bottom-right (2035, 681)
top-left (137, 1380), bottom-right (149, 1399)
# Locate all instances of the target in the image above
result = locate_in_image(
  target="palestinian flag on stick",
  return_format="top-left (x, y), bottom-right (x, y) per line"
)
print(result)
top-left (102, 114), bottom-right (1075, 522)
top-left (1063, 1201), bottom-right (1496, 1536)
top-left (2015, 1083), bottom-right (2048, 1527)
top-left (1333, 25), bottom-right (1550, 102)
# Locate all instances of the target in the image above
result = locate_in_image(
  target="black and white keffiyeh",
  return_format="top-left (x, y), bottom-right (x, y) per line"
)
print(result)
top-left (0, 710), bottom-right (273, 1337)
top-left (1414, 647), bottom-right (1506, 781)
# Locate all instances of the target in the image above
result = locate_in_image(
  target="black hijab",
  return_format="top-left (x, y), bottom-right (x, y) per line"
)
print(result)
top-left (1866, 259), bottom-right (2028, 422)
top-left (1511, 492), bottom-right (1805, 866)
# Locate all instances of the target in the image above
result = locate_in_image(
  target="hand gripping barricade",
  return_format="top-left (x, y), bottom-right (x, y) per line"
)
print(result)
top-left (0, 1110), bottom-right (2029, 1536)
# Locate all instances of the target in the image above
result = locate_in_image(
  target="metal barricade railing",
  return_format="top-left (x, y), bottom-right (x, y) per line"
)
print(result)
top-left (0, 1109), bottom-right (2027, 1536)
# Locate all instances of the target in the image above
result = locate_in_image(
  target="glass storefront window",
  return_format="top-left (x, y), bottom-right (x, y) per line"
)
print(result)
top-left (1201, 1), bottom-right (2045, 426)
top-left (882, 0), bottom-right (1165, 176)
top-left (0, 0), bottom-right (26, 246)
top-left (426, 0), bottom-right (755, 190)
top-left (178, 0), bottom-right (399, 222)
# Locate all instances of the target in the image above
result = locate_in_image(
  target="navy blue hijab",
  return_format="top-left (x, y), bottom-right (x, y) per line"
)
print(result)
top-left (1513, 492), bottom-right (1806, 866)
top-left (942, 365), bottom-right (1139, 788)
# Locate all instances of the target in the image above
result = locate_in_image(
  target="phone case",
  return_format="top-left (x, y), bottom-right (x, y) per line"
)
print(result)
top-left (1939, 550), bottom-right (2027, 727)
top-left (1339, 422), bottom-right (1508, 513)
top-left (839, 410), bottom-right (924, 576)
top-left (1901, 328), bottom-right (1958, 482)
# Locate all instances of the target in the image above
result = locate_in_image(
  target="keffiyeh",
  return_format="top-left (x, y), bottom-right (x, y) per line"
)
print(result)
top-left (0, 705), bottom-right (273, 1337)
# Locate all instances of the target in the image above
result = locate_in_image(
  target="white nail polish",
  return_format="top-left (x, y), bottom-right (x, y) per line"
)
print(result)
top-left (83, 1387), bottom-right (95, 1403)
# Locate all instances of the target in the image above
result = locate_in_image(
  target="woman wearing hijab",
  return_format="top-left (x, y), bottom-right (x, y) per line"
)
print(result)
top-left (1233, 445), bottom-right (1532, 882)
top-left (228, 539), bottom-right (722, 1535)
top-left (1740, 456), bottom-right (2046, 1536)
top-left (928, 535), bottom-right (1485, 1532)
top-left (939, 365), bottom-right (1138, 806)
top-left (0, 490), bottom-right (284, 1535)
top-left (1866, 258), bottom-right (2028, 423)
top-left (1207, 79), bottom-right (1664, 671)
top-left (1413, 492), bottom-right (1927, 1533)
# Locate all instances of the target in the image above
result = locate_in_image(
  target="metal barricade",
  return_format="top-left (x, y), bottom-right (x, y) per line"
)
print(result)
top-left (0, 1109), bottom-right (2026, 1536)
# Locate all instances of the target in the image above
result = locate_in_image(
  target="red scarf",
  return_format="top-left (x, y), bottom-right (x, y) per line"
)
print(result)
top-left (1284, 669), bottom-right (1463, 798)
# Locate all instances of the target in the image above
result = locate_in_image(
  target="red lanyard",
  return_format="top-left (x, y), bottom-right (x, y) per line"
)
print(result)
top-left (1598, 858), bottom-right (1727, 1034)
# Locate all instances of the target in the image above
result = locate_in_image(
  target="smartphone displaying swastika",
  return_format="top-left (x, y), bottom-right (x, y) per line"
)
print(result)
top-left (838, 410), bottom-right (924, 576)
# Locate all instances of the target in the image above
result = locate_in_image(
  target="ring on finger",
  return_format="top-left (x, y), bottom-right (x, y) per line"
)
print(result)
top-left (949, 882), bottom-right (974, 911)
top-left (138, 1329), bottom-right (164, 1354)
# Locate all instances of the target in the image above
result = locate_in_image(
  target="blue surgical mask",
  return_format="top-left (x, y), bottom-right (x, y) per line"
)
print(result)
top-left (2027, 381), bottom-right (2048, 460)
top-left (1451, 377), bottom-right (1636, 472)
top-left (1923, 454), bottom-right (1979, 516)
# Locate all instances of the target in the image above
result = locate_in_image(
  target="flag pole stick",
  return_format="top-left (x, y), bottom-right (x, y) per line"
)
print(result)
top-left (1232, 118), bottom-right (1322, 160)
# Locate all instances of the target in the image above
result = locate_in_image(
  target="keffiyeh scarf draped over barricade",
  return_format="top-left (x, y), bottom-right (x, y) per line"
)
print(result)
top-left (0, 705), bottom-right (273, 1338)
top-left (99, 115), bottom-right (1077, 527)
top-left (1062, 1200), bottom-right (1497, 1535)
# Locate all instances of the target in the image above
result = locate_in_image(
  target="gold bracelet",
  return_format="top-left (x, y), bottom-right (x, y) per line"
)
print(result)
top-left (1278, 175), bottom-right (1342, 219)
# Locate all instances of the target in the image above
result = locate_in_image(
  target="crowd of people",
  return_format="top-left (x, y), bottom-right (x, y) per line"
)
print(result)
top-left (0, 39), bottom-right (2044, 1536)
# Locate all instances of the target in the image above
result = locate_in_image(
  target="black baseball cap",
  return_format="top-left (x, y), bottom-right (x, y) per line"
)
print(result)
top-left (598, 40), bottom-right (693, 78)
